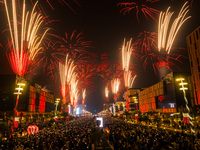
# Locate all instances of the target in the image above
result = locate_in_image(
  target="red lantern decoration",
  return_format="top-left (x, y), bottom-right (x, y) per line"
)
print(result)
top-left (123, 115), bottom-right (126, 118)
top-left (27, 125), bottom-right (39, 135)
top-left (67, 116), bottom-right (69, 120)
top-left (118, 114), bottom-right (120, 117)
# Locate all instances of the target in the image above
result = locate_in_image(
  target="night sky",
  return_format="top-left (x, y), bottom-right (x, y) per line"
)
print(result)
top-left (0, 0), bottom-right (200, 113)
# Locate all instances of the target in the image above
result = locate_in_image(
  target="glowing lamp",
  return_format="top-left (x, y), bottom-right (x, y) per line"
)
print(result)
top-left (176, 78), bottom-right (185, 81)
top-left (179, 83), bottom-right (188, 85)
top-left (180, 87), bottom-right (188, 90)
top-left (27, 125), bottom-right (39, 135)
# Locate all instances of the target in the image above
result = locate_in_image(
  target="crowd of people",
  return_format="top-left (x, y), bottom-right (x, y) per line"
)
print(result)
top-left (105, 118), bottom-right (200, 150)
top-left (0, 116), bottom-right (200, 150)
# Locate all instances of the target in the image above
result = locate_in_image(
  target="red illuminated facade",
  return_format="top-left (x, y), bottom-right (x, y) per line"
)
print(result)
top-left (186, 26), bottom-right (200, 105)
top-left (0, 74), bottom-right (55, 117)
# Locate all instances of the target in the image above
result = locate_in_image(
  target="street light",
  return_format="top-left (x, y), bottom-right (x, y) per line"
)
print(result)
top-left (176, 77), bottom-right (194, 133)
top-left (55, 98), bottom-right (60, 118)
top-left (14, 82), bottom-right (26, 115)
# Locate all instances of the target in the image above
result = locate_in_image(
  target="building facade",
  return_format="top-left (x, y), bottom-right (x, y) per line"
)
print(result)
top-left (186, 26), bottom-right (200, 105)
top-left (0, 74), bottom-right (55, 117)
top-left (138, 72), bottom-right (195, 113)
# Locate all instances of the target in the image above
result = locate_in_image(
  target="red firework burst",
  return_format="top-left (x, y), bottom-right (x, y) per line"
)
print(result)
top-left (76, 52), bottom-right (97, 92)
top-left (57, 30), bottom-right (93, 58)
top-left (135, 31), bottom-right (186, 76)
top-left (98, 54), bottom-right (123, 82)
top-left (30, 32), bottom-right (66, 82)
top-left (118, 0), bottom-right (160, 22)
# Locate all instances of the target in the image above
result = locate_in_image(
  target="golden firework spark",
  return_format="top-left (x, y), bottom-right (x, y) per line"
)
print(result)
top-left (111, 78), bottom-right (120, 95)
top-left (158, 2), bottom-right (191, 53)
top-left (4, 0), bottom-right (49, 76)
top-left (124, 71), bottom-right (137, 89)
top-left (105, 84), bottom-right (109, 98)
top-left (59, 54), bottom-right (76, 104)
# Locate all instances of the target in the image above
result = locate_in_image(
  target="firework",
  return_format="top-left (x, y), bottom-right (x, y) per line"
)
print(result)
top-left (76, 53), bottom-right (97, 92)
top-left (122, 38), bottom-right (133, 72)
top-left (82, 89), bottom-right (86, 104)
top-left (158, 1), bottom-right (191, 53)
top-left (111, 78), bottom-right (120, 95)
top-left (59, 54), bottom-right (76, 104)
top-left (4, 0), bottom-right (49, 77)
top-left (118, 0), bottom-right (160, 22)
top-left (124, 71), bottom-right (137, 88)
top-left (121, 38), bottom-right (137, 88)
top-left (105, 84), bottom-right (109, 101)
top-left (134, 31), bottom-right (185, 76)
top-left (70, 73), bottom-right (79, 106)
top-left (57, 30), bottom-right (93, 58)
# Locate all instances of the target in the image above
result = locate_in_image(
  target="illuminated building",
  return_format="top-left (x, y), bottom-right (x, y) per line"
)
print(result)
top-left (186, 27), bottom-right (200, 105)
top-left (123, 88), bottom-right (144, 112)
top-left (0, 74), bottom-right (55, 117)
top-left (138, 72), bottom-right (194, 113)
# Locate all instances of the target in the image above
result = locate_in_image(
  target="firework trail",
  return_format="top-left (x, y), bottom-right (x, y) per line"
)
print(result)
top-left (59, 54), bottom-right (76, 105)
top-left (82, 89), bottom-right (86, 104)
top-left (134, 31), bottom-right (186, 76)
top-left (70, 73), bottom-right (79, 106)
top-left (118, 0), bottom-right (160, 22)
top-left (122, 38), bottom-right (133, 72)
top-left (124, 71), bottom-right (137, 89)
top-left (111, 78), bottom-right (120, 95)
top-left (121, 38), bottom-right (137, 88)
top-left (158, 1), bottom-right (191, 53)
top-left (4, 0), bottom-right (49, 77)
top-left (105, 84), bottom-right (109, 101)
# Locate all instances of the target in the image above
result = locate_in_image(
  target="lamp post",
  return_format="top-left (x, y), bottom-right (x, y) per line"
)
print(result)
top-left (13, 82), bottom-right (25, 128)
top-left (55, 98), bottom-right (60, 117)
top-left (176, 77), bottom-right (194, 134)
top-left (14, 82), bottom-right (26, 116)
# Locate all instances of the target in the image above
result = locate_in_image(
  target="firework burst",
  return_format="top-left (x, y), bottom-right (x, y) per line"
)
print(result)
top-left (124, 71), bottom-right (137, 89)
top-left (158, 1), bottom-right (191, 53)
top-left (4, 0), bottom-right (49, 77)
top-left (135, 31), bottom-right (187, 76)
top-left (121, 38), bottom-right (137, 88)
top-left (111, 78), bottom-right (120, 102)
top-left (57, 30), bottom-right (93, 58)
top-left (59, 54), bottom-right (76, 104)
top-left (70, 73), bottom-right (79, 106)
top-left (76, 52), bottom-right (97, 92)
top-left (118, 0), bottom-right (160, 22)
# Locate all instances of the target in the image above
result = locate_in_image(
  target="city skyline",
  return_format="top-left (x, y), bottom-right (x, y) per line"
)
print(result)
top-left (0, 0), bottom-right (199, 113)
